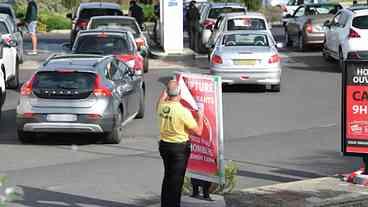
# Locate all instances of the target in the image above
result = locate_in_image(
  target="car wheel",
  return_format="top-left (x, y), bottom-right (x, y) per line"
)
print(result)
top-left (339, 48), bottom-right (345, 70)
top-left (18, 130), bottom-right (34, 143)
top-left (7, 60), bottom-right (19, 89)
top-left (298, 34), bottom-right (306, 52)
top-left (270, 84), bottom-right (281, 92)
top-left (322, 49), bottom-right (333, 62)
top-left (285, 28), bottom-right (292, 47)
top-left (135, 87), bottom-right (145, 119)
top-left (104, 110), bottom-right (123, 144)
top-left (143, 55), bottom-right (149, 73)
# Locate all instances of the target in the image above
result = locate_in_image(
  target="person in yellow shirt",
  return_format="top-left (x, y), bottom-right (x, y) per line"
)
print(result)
top-left (157, 79), bottom-right (203, 207)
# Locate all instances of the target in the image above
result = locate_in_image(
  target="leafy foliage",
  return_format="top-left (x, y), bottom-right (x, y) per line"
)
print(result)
top-left (182, 160), bottom-right (239, 195)
top-left (243, 0), bottom-right (262, 11)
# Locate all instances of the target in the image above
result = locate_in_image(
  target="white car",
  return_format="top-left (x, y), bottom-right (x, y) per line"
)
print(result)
top-left (0, 14), bottom-right (21, 89)
top-left (206, 12), bottom-right (274, 51)
top-left (0, 45), bottom-right (6, 117)
top-left (283, 0), bottom-right (329, 17)
top-left (323, 6), bottom-right (368, 68)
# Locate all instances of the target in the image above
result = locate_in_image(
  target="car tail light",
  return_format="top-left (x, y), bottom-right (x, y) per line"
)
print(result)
top-left (202, 20), bottom-right (215, 30)
top-left (306, 19), bottom-right (313, 33)
top-left (135, 37), bottom-right (145, 49)
top-left (268, 54), bottom-right (281, 64)
top-left (347, 51), bottom-right (361, 59)
top-left (20, 75), bottom-right (35, 96)
top-left (348, 28), bottom-right (361, 39)
top-left (87, 113), bottom-right (102, 121)
top-left (93, 75), bottom-right (112, 97)
top-left (76, 19), bottom-right (88, 30)
top-left (211, 55), bottom-right (223, 65)
top-left (23, 112), bottom-right (34, 118)
top-left (117, 54), bottom-right (143, 74)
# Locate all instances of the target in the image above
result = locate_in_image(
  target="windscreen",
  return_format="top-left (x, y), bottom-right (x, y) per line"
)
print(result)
top-left (32, 71), bottom-right (96, 99)
top-left (228, 18), bottom-right (266, 31)
top-left (223, 34), bottom-right (269, 47)
top-left (90, 19), bottom-right (140, 37)
top-left (208, 7), bottom-right (245, 19)
top-left (79, 8), bottom-right (123, 19)
top-left (353, 16), bottom-right (368, 29)
top-left (74, 34), bottom-right (133, 55)
top-left (0, 8), bottom-right (12, 18)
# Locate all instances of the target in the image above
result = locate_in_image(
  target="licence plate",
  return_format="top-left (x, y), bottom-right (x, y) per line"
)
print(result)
top-left (47, 114), bottom-right (77, 122)
top-left (233, 59), bottom-right (256, 65)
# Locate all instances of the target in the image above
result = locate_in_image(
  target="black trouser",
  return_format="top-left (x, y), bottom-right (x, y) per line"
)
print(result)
top-left (188, 24), bottom-right (196, 50)
top-left (159, 140), bottom-right (191, 207)
top-left (191, 178), bottom-right (211, 197)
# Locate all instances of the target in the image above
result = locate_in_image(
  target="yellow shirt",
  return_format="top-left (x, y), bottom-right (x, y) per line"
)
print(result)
top-left (157, 101), bottom-right (198, 143)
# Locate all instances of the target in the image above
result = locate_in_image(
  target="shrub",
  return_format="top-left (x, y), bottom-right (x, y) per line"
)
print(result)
top-left (142, 4), bottom-right (155, 22)
top-left (259, 6), bottom-right (283, 23)
top-left (182, 160), bottom-right (239, 195)
top-left (242, 0), bottom-right (262, 11)
top-left (43, 14), bottom-right (71, 31)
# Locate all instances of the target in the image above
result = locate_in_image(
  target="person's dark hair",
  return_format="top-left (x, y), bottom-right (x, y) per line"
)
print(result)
top-left (130, 0), bottom-right (137, 6)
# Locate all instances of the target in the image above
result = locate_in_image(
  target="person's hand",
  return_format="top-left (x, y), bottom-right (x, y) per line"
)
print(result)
top-left (160, 89), bottom-right (168, 101)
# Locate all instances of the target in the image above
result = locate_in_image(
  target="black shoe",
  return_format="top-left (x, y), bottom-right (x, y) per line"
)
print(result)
top-left (190, 194), bottom-right (200, 198)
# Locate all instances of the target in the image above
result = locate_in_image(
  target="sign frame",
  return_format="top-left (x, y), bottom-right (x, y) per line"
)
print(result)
top-left (342, 60), bottom-right (368, 157)
top-left (176, 73), bottom-right (225, 184)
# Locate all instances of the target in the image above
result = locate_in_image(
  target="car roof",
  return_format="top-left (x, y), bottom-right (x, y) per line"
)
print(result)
top-left (41, 54), bottom-right (108, 72)
top-left (226, 12), bottom-right (266, 19)
top-left (208, 2), bottom-right (244, 8)
top-left (79, 2), bottom-right (121, 9)
top-left (0, 4), bottom-right (12, 9)
top-left (348, 6), bottom-right (368, 13)
top-left (222, 30), bottom-right (270, 36)
top-left (90, 15), bottom-right (136, 21)
top-left (79, 29), bottom-right (130, 36)
top-left (304, 3), bottom-right (341, 6)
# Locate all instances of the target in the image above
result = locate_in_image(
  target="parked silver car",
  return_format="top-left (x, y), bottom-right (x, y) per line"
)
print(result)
top-left (210, 31), bottom-right (282, 92)
top-left (16, 54), bottom-right (145, 144)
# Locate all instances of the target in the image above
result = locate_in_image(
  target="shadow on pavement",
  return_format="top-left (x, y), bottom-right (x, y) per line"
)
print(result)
top-left (222, 84), bottom-right (272, 93)
top-left (14, 185), bottom-right (146, 207)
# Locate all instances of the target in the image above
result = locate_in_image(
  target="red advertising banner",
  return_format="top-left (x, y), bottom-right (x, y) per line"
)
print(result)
top-left (176, 73), bottom-right (224, 184)
top-left (343, 63), bottom-right (368, 155)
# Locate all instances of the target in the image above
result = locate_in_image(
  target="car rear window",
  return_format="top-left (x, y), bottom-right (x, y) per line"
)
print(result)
top-left (305, 5), bottom-right (341, 15)
top-left (208, 7), bottom-right (245, 19)
top-left (79, 8), bottom-right (123, 19)
top-left (90, 19), bottom-right (140, 37)
top-left (0, 8), bottom-right (12, 18)
top-left (74, 34), bottom-right (134, 55)
top-left (32, 71), bottom-right (96, 99)
top-left (228, 18), bottom-right (266, 31)
top-left (223, 34), bottom-right (269, 47)
top-left (353, 16), bottom-right (368, 29)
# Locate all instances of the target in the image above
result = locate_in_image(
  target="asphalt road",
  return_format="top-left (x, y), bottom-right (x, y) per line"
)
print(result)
top-left (0, 32), bottom-right (361, 207)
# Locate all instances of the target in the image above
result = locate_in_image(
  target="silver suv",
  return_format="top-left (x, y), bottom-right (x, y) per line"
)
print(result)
top-left (16, 54), bottom-right (145, 144)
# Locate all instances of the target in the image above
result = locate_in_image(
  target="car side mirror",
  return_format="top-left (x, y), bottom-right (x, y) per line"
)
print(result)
top-left (66, 13), bottom-right (72, 19)
top-left (323, 20), bottom-right (331, 28)
top-left (2, 36), bottom-right (17, 47)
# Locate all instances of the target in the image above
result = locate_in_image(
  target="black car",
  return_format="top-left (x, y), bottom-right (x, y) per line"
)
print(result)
top-left (66, 2), bottom-right (123, 46)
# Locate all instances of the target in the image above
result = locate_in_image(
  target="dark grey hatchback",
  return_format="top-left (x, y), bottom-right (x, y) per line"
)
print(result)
top-left (16, 54), bottom-right (145, 144)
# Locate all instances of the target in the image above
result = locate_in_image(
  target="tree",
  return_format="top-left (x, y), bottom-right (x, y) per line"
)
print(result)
top-left (61, 0), bottom-right (81, 10)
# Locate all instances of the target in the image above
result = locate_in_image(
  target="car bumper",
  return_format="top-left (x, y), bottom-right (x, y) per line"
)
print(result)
top-left (305, 32), bottom-right (325, 45)
top-left (211, 68), bottom-right (281, 85)
top-left (16, 114), bottom-right (114, 133)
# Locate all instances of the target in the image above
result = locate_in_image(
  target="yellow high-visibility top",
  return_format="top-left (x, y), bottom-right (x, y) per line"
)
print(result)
top-left (157, 101), bottom-right (197, 143)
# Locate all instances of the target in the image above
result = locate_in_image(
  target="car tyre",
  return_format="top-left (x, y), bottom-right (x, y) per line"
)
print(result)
top-left (135, 87), bottom-right (145, 119)
top-left (298, 34), bottom-right (306, 52)
top-left (270, 84), bottom-right (281, 92)
top-left (339, 48), bottom-right (345, 71)
top-left (105, 110), bottom-right (123, 144)
top-left (143, 55), bottom-right (149, 73)
top-left (7, 60), bottom-right (19, 89)
top-left (18, 130), bottom-right (34, 143)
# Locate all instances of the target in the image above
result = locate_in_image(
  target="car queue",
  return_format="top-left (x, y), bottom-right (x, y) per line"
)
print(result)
top-left (0, 1), bottom-right (365, 143)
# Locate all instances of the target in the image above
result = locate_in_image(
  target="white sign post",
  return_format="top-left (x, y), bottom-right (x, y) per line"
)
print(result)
top-left (160, 0), bottom-right (184, 54)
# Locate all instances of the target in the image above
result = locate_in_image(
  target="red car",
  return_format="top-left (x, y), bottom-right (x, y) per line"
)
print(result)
top-left (72, 30), bottom-right (144, 75)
